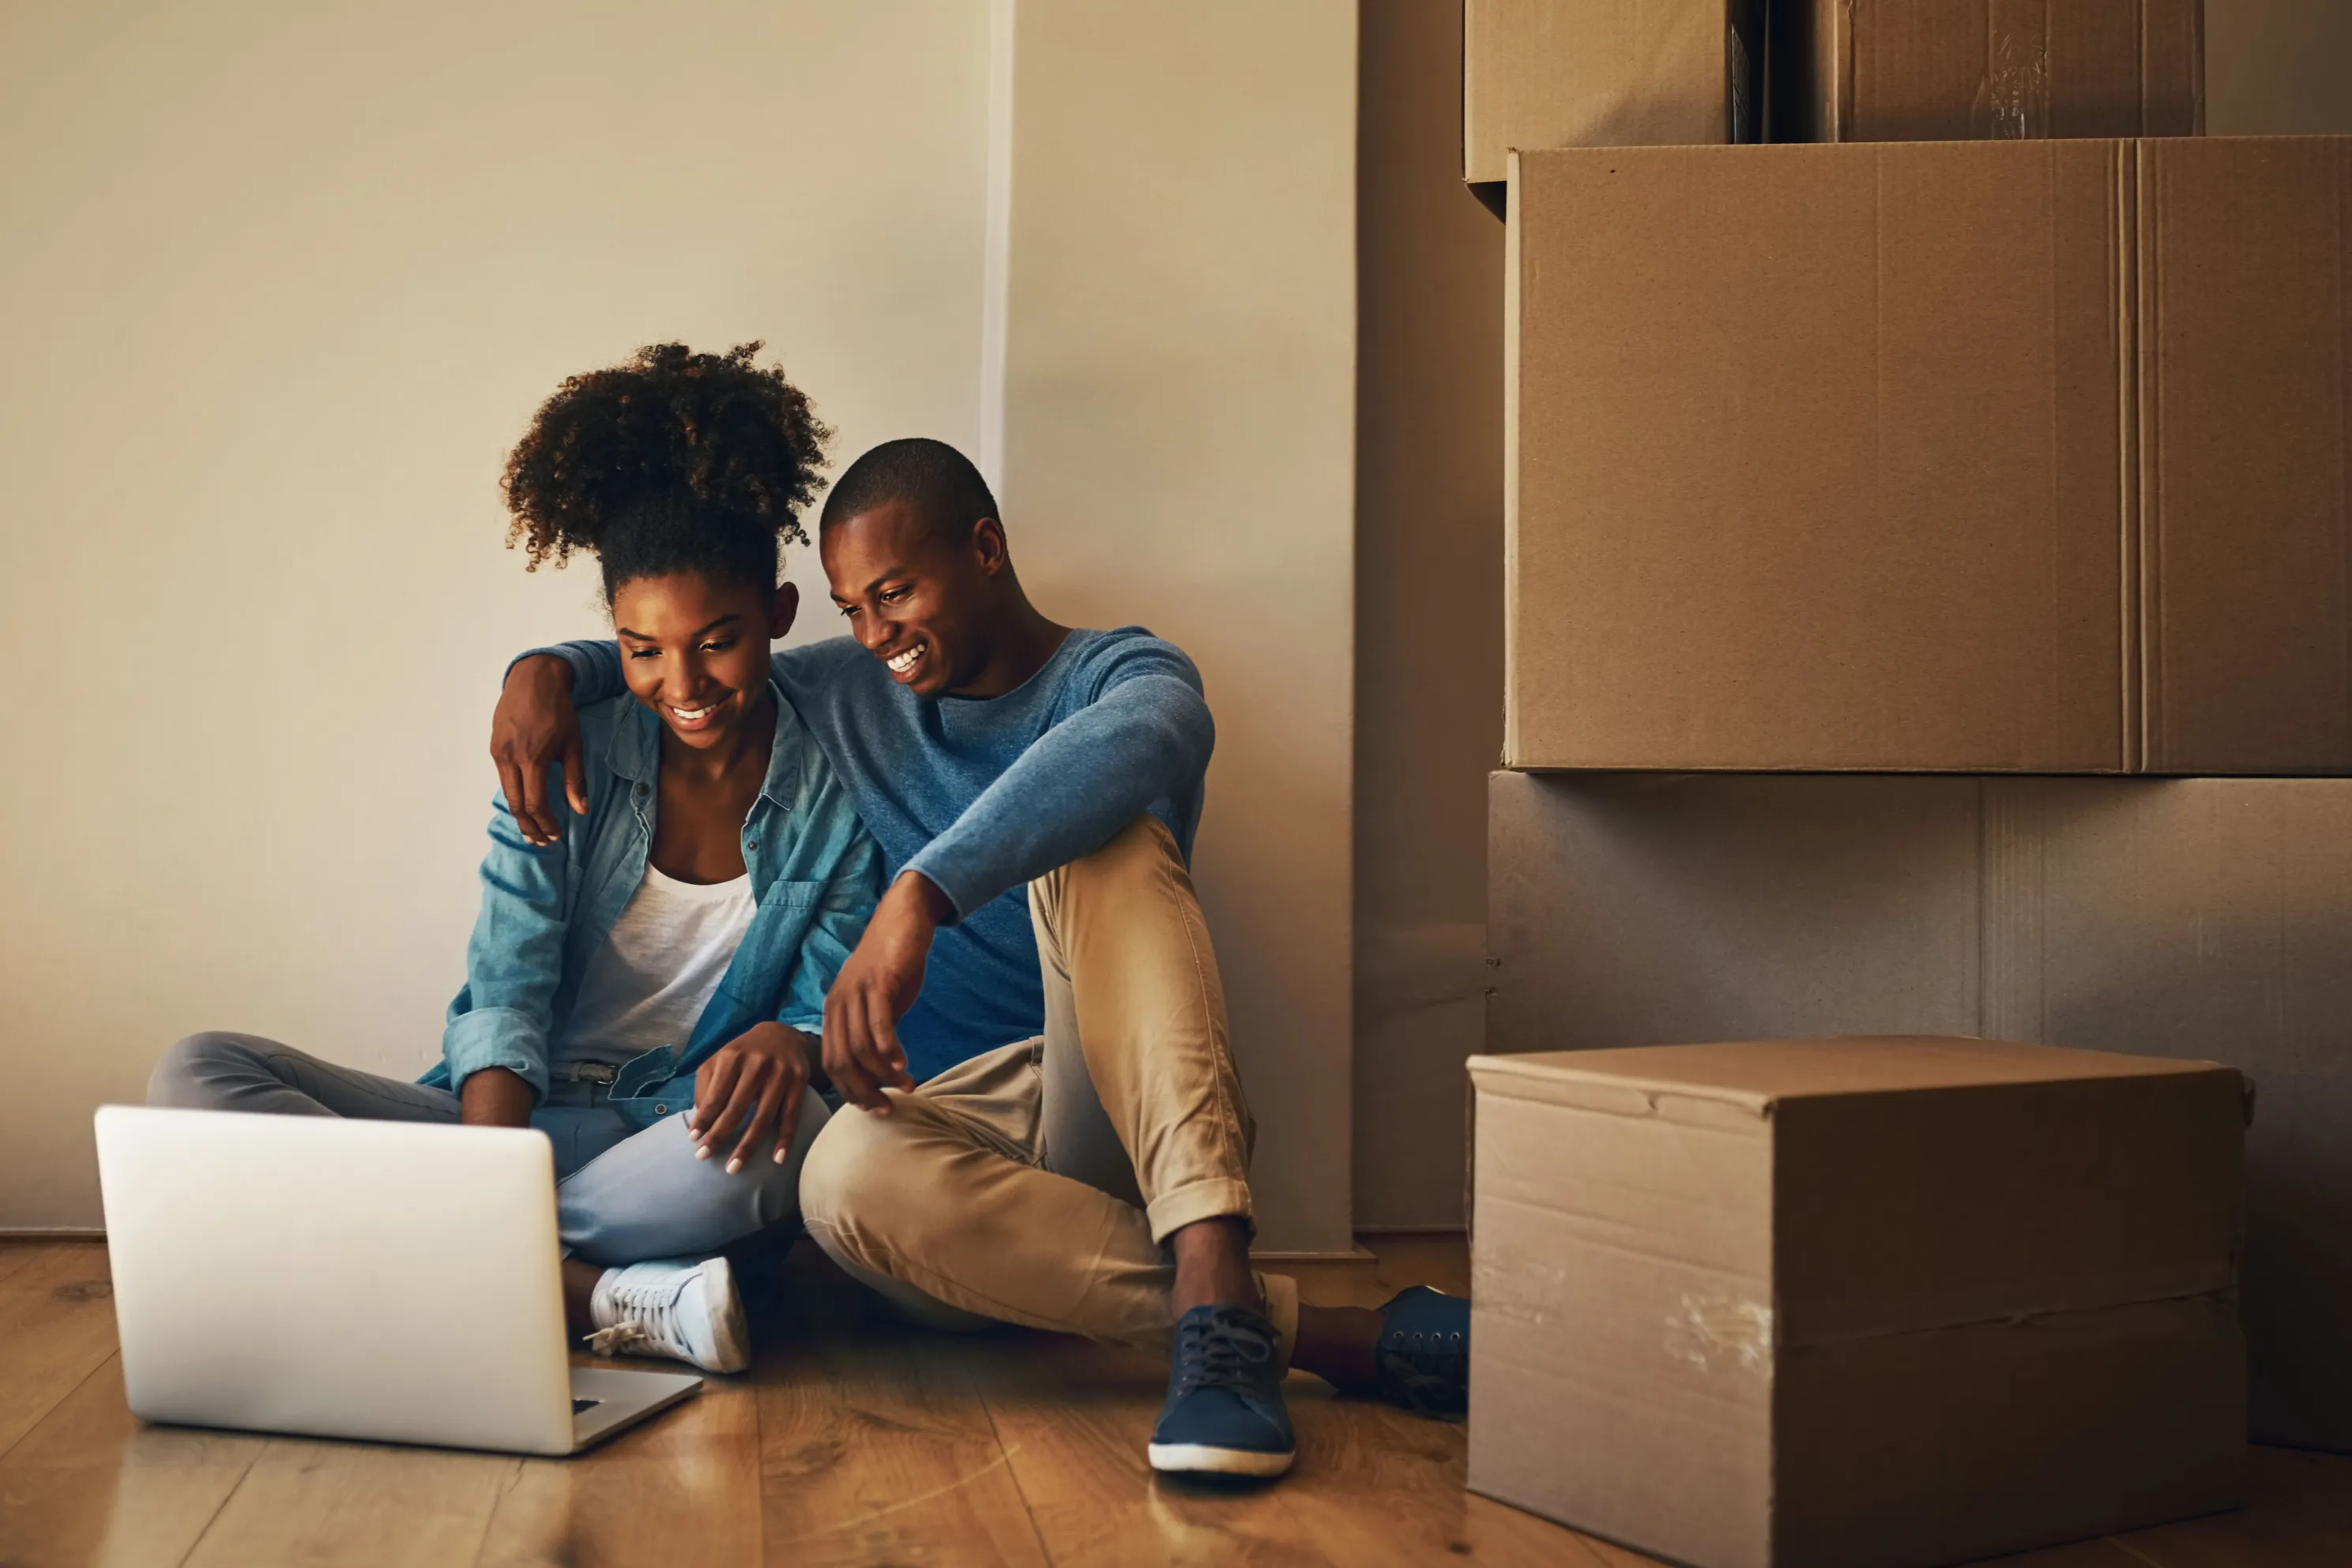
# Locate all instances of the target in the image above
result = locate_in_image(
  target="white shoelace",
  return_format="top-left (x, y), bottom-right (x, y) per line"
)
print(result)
top-left (586, 1268), bottom-right (693, 1359)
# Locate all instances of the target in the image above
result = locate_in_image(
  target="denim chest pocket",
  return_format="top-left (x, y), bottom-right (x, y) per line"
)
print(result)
top-left (710, 880), bottom-right (831, 1006)
top-left (759, 878), bottom-right (827, 911)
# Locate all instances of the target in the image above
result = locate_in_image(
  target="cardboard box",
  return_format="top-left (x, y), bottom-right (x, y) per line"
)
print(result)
top-left (1468, 1037), bottom-right (2246, 1568)
top-left (1773, 0), bottom-right (2205, 143)
top-left (1486, 769), bottom-right (2352, 1453)
top-left (2139, 137), bottom-right (2352, 771)
top-left (1463, 0), bottom-right (1762, 195)
top-left (1505, 136), bottom-right (2352, 773)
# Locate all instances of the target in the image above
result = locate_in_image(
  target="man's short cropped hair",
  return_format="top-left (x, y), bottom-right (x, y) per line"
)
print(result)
top-left (818, 437), bottom-right (1000, 544)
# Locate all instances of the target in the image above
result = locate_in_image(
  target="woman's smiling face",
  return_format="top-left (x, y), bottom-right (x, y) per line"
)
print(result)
top-left (610, 570), bottom-right (796, 750)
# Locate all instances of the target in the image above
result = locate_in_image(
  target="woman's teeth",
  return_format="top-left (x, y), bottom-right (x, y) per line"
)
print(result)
top-left (887, 645), bottom-right (924, 675)
top-left (670, 703), bottom-right (717, 721)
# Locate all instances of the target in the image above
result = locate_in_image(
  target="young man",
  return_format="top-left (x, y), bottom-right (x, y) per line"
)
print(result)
top-left (492, 438), bottom-right (1469, 1477)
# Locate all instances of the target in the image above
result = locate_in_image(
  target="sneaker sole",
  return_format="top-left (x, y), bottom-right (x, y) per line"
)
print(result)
top-left (698, 1258), bottom-right (751, 1375)
top-left (1146, 1441), bottom-right (1296, 1478)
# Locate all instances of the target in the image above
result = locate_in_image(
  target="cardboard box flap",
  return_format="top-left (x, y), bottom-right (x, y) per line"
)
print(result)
top-left (1464, 0), bottom-right (1763, 187)
top-left (1471, 1036), bottom-right (2230, 1106)
top-left (2138, 136), bottom-right (2352, 773)
top-left (1469, 1050), bottom-right (1774, 1125)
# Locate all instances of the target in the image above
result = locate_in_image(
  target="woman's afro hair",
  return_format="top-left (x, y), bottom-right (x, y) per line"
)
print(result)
top-left (501, 341), bottom-right (830, 596)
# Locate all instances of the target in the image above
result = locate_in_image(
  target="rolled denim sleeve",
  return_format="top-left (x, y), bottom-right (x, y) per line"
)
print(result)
top-left (442, 788), bottom-right (570, 1104)
top-left (776, 832), bottom-right (882, 1032)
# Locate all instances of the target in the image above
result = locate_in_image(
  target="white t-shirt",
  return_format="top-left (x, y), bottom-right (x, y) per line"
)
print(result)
top-left (551, 863), bottom-right (758, 1070)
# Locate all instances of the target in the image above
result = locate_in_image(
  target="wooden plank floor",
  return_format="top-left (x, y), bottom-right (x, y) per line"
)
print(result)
top-left (2, 1236), bottom-right (2346, 1566)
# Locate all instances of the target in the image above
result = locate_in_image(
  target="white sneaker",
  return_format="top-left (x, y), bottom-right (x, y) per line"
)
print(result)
top-left (585, 1257), bottom-right (750, 1374)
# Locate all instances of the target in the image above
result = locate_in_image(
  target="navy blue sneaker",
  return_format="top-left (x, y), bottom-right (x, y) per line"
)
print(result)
top-left (1148, 1303), bottom-right (1295, 1478)
top-left (1375, 1285), bottom-right (1470, 1419)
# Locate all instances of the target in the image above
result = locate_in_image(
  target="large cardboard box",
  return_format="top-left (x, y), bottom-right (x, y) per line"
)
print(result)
top-left (1463, 0), bottom-right (1762, 194)
top-left (1486, 769), bottom-right (2352, 1452)
top-left (1468, 1037), bottom-right (2247, 1568)
top-left (1774, 0), bottom-right (2205, 143)
top-left (1505, 136), bottom-right (2352, 773)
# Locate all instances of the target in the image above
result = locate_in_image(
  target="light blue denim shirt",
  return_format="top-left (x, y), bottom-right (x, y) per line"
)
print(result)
top-left (421, 683), bottom-right (880, 1128)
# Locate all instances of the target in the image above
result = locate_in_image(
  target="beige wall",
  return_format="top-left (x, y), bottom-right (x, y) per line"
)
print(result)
top-left (1000, 2), bottom-right (1360, 1251)
top-left (0, 0), bottom-right (993, 1228)
top-left (2208, 0), bottom-right (2352, 133)
top-left (1351, 2), bottom-right (1505, 1231)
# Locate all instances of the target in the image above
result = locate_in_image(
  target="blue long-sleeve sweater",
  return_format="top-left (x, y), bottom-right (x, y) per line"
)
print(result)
top-left (539, 627), bottom-right (1213, 1084)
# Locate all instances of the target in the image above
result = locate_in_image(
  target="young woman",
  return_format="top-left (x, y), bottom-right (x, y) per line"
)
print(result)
top-left (151, 343), bottom-right (880, 1373)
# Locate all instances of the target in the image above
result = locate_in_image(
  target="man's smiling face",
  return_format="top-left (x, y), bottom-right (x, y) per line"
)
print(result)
top-left (822, 497), bottom-right (995, 699)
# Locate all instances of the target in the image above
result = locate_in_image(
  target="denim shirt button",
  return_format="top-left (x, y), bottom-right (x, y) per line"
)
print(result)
top-left (744, 840), bottom-right (759, 852)
top-left (634, 783), bottom-right (649, 798)
top-left (653, 1103), bottom-right (668, 1115)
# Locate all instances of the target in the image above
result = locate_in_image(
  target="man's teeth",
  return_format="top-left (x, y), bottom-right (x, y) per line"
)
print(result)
top-left (671, 704), bottom-right (715, 721)
top-left (887, 646), bottom-right (924, 674)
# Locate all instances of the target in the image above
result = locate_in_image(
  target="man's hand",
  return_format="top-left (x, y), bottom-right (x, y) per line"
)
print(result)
top-left (460, 1066), bottom-right (535, 1129)
top-left (491, 654), bottom-right (587, 846)
top-left (687, 1022), bottom-right (818, 1174)
top-left (822, 872), bottom-right (947, 1112)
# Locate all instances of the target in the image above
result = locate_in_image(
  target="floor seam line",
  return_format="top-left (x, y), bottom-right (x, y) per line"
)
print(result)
top-left (467, 1457), bottom-right (527, 1567)
top-left (0, 1334), bottom-right (115, 1466)
top-left (175, 1438), bottom-right (269, 1568)
top-left (977, 1386), bottom-right (1054, 1565)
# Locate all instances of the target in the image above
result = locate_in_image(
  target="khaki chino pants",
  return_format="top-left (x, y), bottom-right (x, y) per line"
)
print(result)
top-left (800, 817), bottom-right (1299, 1357)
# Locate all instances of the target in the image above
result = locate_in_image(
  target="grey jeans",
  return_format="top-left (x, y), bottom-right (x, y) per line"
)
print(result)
top-left (148, 1032), bottom-right (825, 1266)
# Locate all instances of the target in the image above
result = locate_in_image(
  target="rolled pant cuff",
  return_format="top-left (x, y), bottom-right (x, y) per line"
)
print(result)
top-left (1143, 1176), bottom-right (1255, 1247)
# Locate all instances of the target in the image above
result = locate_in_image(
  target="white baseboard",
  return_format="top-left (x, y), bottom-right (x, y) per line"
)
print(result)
top-left (2, 1231), bottom-right (1416, 1262)
top-left (1251, 1246), bottom-right (1379, 1263)
top-left (1352, 1226), bottom-right (1469, 1238)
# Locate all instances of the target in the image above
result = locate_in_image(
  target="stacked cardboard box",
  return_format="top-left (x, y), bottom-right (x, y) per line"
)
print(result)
top-left (1774, 0), bottom-right (2206, 142)
top-left (1463, 0), bottom-right (2352, 1559)
top-left (1466, 0), bottom-right (2206, 201)
top-left (1504, 134), bottom-right (2352, 773)
top-left (1468, 1037), bottom-right (2249, 1568)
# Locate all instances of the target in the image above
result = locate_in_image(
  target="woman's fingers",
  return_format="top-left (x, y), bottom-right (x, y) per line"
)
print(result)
top-left (729, 1074), bottom-right (787, 1174)
top-left (701, 1070), bottom-right (759, 1164)
top-left (687, 1054), bottom-right (718, 1135)
top-left (774, 1074), bottom-right (805, 1164)
top-left (693, 1052), bottom-right (747, 1156)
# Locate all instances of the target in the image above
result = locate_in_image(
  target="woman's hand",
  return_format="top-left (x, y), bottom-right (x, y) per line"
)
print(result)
top-left (821, 872), bottom-right (943, 1112)
top-left (687, 1022), bottom-right (818, 1174)
top-left (492, 655), bottom-right (588, 847)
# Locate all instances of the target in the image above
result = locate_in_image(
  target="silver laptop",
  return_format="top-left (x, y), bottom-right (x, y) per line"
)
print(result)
top-left (93, 1104), bottom-right (701, 1456)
